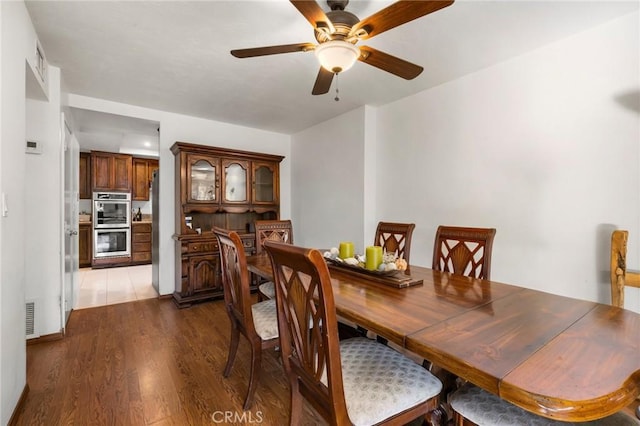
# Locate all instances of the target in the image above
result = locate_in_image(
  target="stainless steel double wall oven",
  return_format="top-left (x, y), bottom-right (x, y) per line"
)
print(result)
top-left (93, 192), bottom-right (131, 258)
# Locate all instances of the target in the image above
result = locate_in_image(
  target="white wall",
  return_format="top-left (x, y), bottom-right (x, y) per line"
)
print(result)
top-left (375, 12), bottom-right (640, 311)
top-left (1, 1), bottom-right (40, 422)
top-left (291, 107), bottom-right (368, 254)
top-left (25, 66), bottom-right (62, 337)
top-left (64, 94), bottom-right (291, 297)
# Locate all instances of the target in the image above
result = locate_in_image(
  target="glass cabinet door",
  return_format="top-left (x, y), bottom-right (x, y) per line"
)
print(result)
top-left (222, 160), bottom-right (249, 204)
top-left (188, 156), bottom-right (219, 203)
top-left (252, 162), bottom-right (277, 204)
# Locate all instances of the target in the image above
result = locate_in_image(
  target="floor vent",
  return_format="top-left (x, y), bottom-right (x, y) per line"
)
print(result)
top-left (26, 299), bottom-right (38, 339)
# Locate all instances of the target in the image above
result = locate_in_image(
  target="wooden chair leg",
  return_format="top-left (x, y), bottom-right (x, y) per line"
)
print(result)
top-left (427, 404), bottom-right (449, 426)
top-left (422, 359), bottom-right (433, 370)
top-left (289, 380), bottom-right (303, 426)
top-left (224, 326), bottom-right (240, 377)
top-left (243, 342), bottom-right (262, 410)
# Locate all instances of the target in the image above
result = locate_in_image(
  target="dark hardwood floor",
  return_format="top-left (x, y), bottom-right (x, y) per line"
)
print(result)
top-left (13, 297), bottom-right (640, 425)
top-left (15, 298), bottom-right (326, 425)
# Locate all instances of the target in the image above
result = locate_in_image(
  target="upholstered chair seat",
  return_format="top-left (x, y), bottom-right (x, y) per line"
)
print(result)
top-left (250, 299), bottom-right (278, 340)
top-left (321, 337), bottom-right (442, 426)
top-left (257, 281), bottom-right (275, 300)
top-left (450, 384), bottom-right (640, 426)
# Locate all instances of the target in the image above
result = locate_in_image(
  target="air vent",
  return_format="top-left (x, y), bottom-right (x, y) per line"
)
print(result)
top-left (26, 299), bottom-right (38, 339)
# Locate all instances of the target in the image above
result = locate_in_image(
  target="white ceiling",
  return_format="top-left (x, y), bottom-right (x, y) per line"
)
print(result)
top-left (26, 0), bottom-right (639, 152)
top-left (67, 107), bottom-right (160, 157)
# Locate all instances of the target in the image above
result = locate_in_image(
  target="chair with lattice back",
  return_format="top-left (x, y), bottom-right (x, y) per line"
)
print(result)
top-left (432, 225), bottom-right (496, 280)
top-left (263, 241), bottom-right (443, 426)
top-left (374, 221), bottom-right (416, 269)
top-left (254, 220), bottom-right (293, 300)
top-left (213, 227), bottom-right (279, 410)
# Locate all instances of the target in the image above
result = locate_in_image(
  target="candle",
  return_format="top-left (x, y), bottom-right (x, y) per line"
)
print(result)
top-left (339, 242), bottom-right (354, 259)
top-left (365, 246), bottom-right (383, 270)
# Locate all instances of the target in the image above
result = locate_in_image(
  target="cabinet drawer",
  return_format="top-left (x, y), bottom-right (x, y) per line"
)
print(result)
top-left (133, 233), bottom-right (151, 243)
top-left (188, 241), bottom-right (218, 253)
top-left (132, 223), bottom-right (152, 233)
top-left (132, 252), bottom-right (151, 262)
top-left (133, 242), bottom-right (151, 253)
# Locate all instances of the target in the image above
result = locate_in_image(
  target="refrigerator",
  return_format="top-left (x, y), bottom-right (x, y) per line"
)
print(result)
top-left (151, 169), bottom-right (160, 293)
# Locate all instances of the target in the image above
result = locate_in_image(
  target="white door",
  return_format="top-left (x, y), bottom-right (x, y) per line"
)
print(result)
top-left (62, 114), bottom-right (79, 326)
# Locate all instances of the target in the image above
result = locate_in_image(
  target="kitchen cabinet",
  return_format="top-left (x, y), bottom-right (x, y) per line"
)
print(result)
top-left (131, 222), bottom-right (152, 264)
top-left (132, 158), bottom-right (158, 201)
top-left (79, 222), bottom-right (92, 268)
top-left (79, 152), bottom-right (91, 199)
top-left (91, 151), bottom-right (132, 192)
top-left (148, 159), bottom-right (159, 185)
top-left (171, 142), bottom-right (283, 308)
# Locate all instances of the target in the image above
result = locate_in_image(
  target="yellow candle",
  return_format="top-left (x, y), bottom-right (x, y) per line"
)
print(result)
top-left (365, 246), bottom-right (383, 270)
top-left (339, 242), bottom-right (354, 259)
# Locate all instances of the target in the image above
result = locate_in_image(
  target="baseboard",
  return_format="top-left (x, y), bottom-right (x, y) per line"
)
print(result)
top-left (26, 331), bottom-right (63, 346)
top-left (7, 383), bottom-right (29, 426)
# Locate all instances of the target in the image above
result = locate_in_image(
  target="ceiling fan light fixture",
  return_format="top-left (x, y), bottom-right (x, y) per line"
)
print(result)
top-left (315, 40), bottom-right (360, 74)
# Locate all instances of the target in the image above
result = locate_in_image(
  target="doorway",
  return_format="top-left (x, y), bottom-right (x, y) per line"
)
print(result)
top-left (67, 108), bottom-right (160, 309)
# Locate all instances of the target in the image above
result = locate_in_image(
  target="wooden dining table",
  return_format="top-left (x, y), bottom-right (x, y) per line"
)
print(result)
top-left (246, 252), bottom-right (640, 422)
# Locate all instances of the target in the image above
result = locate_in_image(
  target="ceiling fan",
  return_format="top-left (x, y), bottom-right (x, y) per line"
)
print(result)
top-left (230, 0), bottom-right (454, 96)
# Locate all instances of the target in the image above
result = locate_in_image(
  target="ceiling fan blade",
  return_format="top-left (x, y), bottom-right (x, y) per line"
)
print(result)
top-left (358, 46), bottom-right (423, 80)
top-left (312, 67), bottom-right (334, 95)
top-left (231, 43), bottom-right (315, 58)
top-left (290, 0), bottom-right (336, 34)
top-left (350, 0), bottom-right (454, 41)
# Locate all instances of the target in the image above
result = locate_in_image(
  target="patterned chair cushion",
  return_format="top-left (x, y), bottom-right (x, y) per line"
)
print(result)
top-left (258, 281), bottom-right (275, 299)
top-left (321, 337), bottom-right (442, 426)
top-left (450, 384), bottom-right (640, 426)
top-left (251, 299), bottom-right (278, 340)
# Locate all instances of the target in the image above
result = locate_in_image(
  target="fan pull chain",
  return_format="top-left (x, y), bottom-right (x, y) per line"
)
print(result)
top-left (334, 73), bottom-right (340, 102)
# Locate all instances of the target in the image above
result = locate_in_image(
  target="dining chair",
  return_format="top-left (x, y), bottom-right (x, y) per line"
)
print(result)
top-left (374, 221), bottom-right (416, 267)
top-left (263, 240), bottom-right (443, 426)
top-left (432, 225), bottom-right (496, 280)
top-left (447, 229), bottom-right (640, 425)
top-left (213, 227), bottom-right (279, 410)
top-left (254, 219), bottom-right (294, 301)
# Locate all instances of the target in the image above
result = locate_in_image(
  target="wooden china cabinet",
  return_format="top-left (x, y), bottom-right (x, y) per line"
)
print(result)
top-left (171, 142), bottom-right (284, 308)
